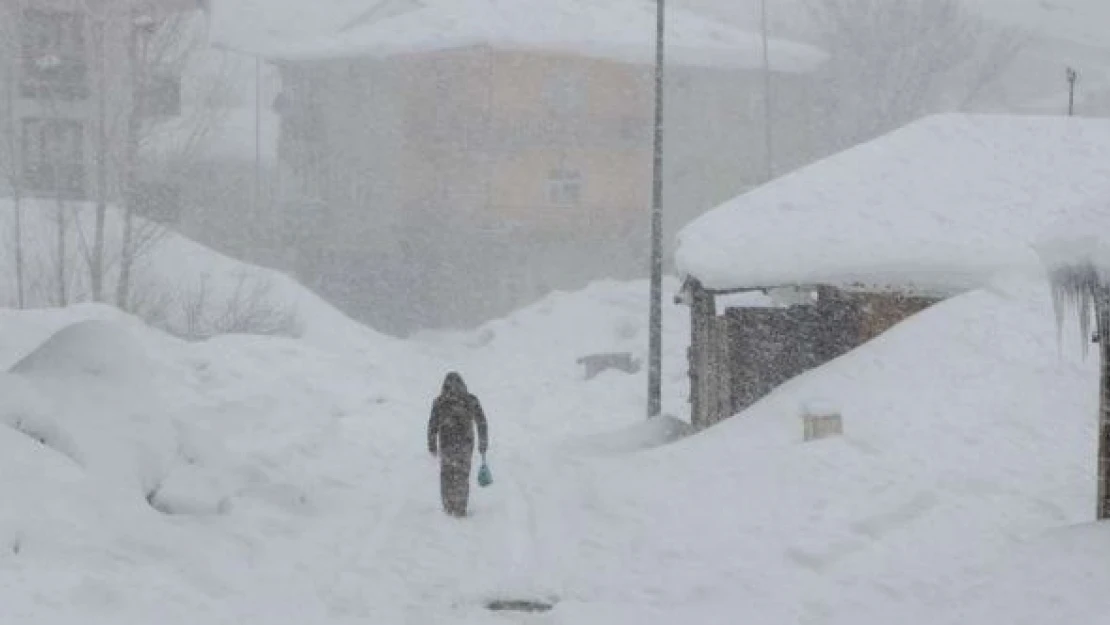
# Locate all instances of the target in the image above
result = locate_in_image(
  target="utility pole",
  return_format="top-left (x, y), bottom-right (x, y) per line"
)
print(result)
top-left (255, 55), bottom-right (263, 211)
top-left (647, 0), bottom-right (666, 418)
top-left (760, 0), bottom-right (774, 181)
top-left (1066, 67), bottom-right (1078, 117)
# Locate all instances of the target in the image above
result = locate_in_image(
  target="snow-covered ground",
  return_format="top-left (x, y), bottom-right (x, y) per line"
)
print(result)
top-left (0, 250), bottom-right (1103, 622)
top-left (934, 521), bottom-right (1110, 625)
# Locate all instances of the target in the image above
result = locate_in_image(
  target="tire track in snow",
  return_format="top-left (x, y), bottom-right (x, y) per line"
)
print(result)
top-left (493, 446), bottom-right (567, 603)
top-left (502, 461), bottom-right (541, 578)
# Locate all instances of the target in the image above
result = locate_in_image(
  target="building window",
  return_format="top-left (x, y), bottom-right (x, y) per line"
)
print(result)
top-left (21, 118), bottom-right (86, 199)
top-left (547, 169), bottom-right (582, 206)
top-left (20, 9), bottom-right (89, 100)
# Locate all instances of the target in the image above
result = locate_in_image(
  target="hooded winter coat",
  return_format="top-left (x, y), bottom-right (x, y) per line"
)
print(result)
top-left (427, 372), bottom-right (489, 516)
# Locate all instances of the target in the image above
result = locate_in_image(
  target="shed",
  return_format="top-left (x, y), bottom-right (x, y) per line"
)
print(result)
top-left (674, 113), bottom-right (1110, 430)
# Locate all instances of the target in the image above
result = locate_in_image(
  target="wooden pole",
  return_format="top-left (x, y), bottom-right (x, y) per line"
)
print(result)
top-left (1096, 287), bottom-right (1110, 520)
top-left (255, 55), bottom-right (263, 211)
top-left (1067, 67), bottom-right (1078, 117)
top-left (647, 0), bottom-right (666, 418)
top-left (688, 280), bottom-right (715, 429)
top-left (760, 0), bottom-right (774, 180)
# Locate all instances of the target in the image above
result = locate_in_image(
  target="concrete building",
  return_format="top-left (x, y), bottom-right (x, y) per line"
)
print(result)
top-left (0, 0), bottom-right (198, 205)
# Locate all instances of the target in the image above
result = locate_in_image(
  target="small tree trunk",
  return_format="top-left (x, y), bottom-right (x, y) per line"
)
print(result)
top-left (12, 189), bottom-right (23, 308)
top-left (54, 198), bottom-right (67, 306)
top-left (90, 18), bottom-right (108, 302)
top-left (1096, 291), bottom-right (1110, 520)
top-left (116, 205), bottom-right (135, 309)
top-left (4, 44), bottom-right (24, 308)
top-left (116, 10), bottom-right (143, 311)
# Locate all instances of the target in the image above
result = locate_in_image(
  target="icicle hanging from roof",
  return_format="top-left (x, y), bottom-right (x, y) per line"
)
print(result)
top-left (1046, 263), bottom-right (1101, 357)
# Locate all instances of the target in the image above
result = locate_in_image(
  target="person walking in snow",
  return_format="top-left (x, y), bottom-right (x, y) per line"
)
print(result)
top-left (427, 371), bottom-right (489, 517)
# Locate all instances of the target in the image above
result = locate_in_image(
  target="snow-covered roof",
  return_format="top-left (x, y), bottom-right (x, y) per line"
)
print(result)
top-left (1037, 205), bottom-right (1110, 279)
top-left (208, 0), bottom-right (371, 51)
top-left (211, 0), bottom-right (826, 72)
top-left (675, 114), bottom-right (1110, 293)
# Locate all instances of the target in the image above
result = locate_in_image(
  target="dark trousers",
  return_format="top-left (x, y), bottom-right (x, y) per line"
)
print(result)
top-left (440, 447), bottom-right (473, 517)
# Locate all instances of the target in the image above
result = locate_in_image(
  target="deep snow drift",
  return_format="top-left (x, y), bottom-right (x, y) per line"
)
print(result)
top-left (934, 522), bottom-right (1110, 625)
top-left (0, 272), bottom-right (1101, 623)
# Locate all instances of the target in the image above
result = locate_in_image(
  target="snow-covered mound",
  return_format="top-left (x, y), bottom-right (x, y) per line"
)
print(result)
top-left (10, 319), bottom-right (161, 381)
top-left (3, 316), bottom-right (232, 512)
top-left (0, 272), bottom-right (1098, 623)
top-left (931, 522), bottom-right (1110, 625)
top-left (0, 304), bottom-right (437, 623)
top-left (561, 414), bottom-right (694, 455)
top-left (0, 312), bottom-right (323, 624)
top-left (394, 275), bottom-right (1096, 623)
top-left (491, 277), bottom-right (1097, 623)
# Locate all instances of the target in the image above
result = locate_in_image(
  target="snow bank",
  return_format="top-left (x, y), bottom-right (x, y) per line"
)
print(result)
top-left (506, 277), bottom-right (1097, 623)
top-left (220, 0), bottom-right (826, 72)
top-left (929, 522), bottom-right (1110, 625)
top-left (675, 114), bottom-right (1110, 292)
top-left (10, 319), bottom-right (160, 382)
top-left (0, 264), bottom-right (1098, 622)
top-left (0, 300), bottom-right (425, 623)
top-left (561, 415), bottom-right (693, 456)
top-left (3, 317), bottom-right (230, 510)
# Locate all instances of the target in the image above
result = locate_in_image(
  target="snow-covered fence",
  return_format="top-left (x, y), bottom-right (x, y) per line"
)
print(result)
top-left (680, 278), bottom-right (937, 430)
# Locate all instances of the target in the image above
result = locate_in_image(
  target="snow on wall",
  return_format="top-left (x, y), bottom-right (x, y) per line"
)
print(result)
top-left (675, 114), bottom-right (1110, 292)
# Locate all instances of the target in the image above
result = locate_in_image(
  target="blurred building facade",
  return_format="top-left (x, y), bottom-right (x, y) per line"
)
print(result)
top-left (217, 0), bottom-right (826, 334)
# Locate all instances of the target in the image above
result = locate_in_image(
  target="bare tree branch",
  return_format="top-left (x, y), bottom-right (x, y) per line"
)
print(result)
top-left (802, 0), bottom-right (1024, 151)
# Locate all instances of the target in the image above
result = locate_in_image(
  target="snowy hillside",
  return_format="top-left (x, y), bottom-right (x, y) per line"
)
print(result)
top-left (0, 263), bottom-right (1101, 622)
